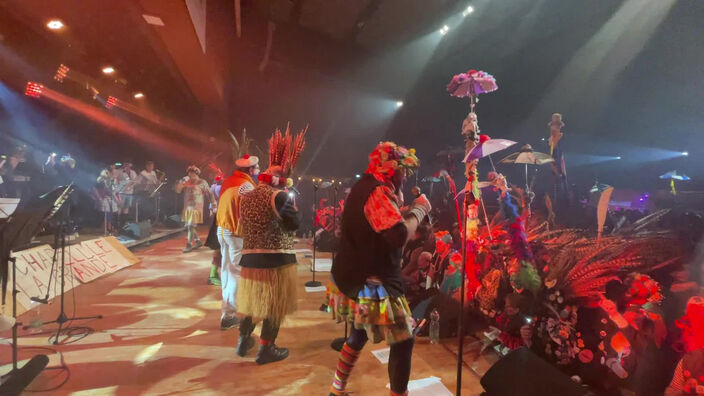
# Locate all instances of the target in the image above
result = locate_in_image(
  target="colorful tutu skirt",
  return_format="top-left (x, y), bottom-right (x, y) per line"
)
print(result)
top-left (353, 279), bottom-right (413, 345)
top-left (327, 281), bottom-right (355, 324)
top-left (237, 263), bottom-right (298, 325)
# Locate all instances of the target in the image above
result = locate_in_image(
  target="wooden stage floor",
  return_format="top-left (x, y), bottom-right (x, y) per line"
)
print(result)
top-left (1, 231), bottom-right (485, 395)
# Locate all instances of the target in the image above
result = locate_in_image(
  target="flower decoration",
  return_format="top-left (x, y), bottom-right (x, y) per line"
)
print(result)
top-left (366, 141), bottom-right (419, 180)
top-left (446, 69), bottom-right (498, 98)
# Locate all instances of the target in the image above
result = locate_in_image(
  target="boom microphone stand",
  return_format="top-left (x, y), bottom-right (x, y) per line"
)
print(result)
top-left (305, 180), bottom-right (322, 288)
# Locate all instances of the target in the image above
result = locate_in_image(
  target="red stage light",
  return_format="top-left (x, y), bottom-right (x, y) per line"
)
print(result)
top-left (25, 82), bottom-right (44, 98)
top-left (106, 96), bottom-right (118, 109)
top-left (54, 64), bottom-right (70, 82)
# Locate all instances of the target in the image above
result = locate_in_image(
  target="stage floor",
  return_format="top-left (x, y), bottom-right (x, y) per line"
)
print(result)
top-left (1, 232), bottom-right (484, 395)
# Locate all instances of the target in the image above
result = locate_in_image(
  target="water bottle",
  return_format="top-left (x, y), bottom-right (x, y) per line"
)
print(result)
top-left (429, 309), bottom-right (440, 344)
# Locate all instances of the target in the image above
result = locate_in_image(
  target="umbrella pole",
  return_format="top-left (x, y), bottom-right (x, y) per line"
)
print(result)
top-left (488, 154), bottom-right (497, 173)
top-left (480, 197), bottom-right (492, 240)
top-left (456, 197), bottom-right (468, 396)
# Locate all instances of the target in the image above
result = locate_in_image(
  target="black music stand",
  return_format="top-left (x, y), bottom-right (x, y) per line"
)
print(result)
top-left (27, 186), bottom-right (102, 344)
top-left (0, 193), bottom-right (55, 394)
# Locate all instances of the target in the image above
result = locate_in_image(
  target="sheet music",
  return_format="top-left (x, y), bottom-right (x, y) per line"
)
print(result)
top-left (311, 258), bottom-right (332, 272)
top-left (0, 198), bottom-right (20, 219)
top-left (386, 377), bottom-right (452, 395)
top-left (371, 347), bottom-right (391, 364)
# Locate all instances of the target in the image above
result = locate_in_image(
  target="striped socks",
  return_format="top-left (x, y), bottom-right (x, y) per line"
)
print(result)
top-left (329, 343), bottom-right (362, 395)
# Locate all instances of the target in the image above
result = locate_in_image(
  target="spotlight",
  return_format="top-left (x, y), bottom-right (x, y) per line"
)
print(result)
top-left (54, 64), bottom-right (69, 82)
top-left (355, 174), bottom-right (361, 178)
top-left (439, 25), bottom-right (450, 35)
top-left (288, 192), bottom-right (295, 198)
top-left (616, 156), bottom-right (621, 160)
top-left (24, 82), bottom-right (44, 98)
top-left (133, 92), bottom-right (144, 99)
top-left (541, 137), bottom-right (546, 141)
top-left (102, 66), bottom-right (115, 75)
top-left (681, 151), bottom-right (689, 156)
top-left (297, 176), bottom-right (302, 181)
top-left (47, 20), bottom-right (64, 30)
top-left (396, 101), bottom-right (404, 107)
top-left (462, 6), bottom-right (474, 16)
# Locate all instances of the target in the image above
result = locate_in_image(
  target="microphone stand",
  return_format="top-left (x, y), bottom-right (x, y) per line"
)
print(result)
top-left (305, 181), bottom-right (322, 287)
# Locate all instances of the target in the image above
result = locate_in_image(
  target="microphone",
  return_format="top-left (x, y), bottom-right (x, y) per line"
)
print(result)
top-left (30, 296), bottom-right (48, 304)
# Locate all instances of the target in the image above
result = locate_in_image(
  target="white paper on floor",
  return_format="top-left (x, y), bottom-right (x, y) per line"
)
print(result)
top-left (305, 285), bottom-right (327, 293)
top-left (386, 376), bottom-right (453, 395)
top-left (371, 347), bottom-right (390, 364)
top-left (311, 258), bottom-right (332, 272)
top-left (295, 248), bottom-right (313, 253)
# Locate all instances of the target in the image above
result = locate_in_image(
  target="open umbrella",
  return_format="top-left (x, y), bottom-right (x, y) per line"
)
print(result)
top-left (463, 138), bottom-right (517, 164)
top-left (659, 170), bottom-right (690, 181)
top-left (446, 70), bottom-right (499, 98)
top-left (500, 144), bottom-right (554, 191)
top-left (659, 171), bottom-right (690, 195)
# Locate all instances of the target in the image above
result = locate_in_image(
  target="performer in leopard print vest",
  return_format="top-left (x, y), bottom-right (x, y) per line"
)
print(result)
top-left (235, 125), bottom-right (306, 365)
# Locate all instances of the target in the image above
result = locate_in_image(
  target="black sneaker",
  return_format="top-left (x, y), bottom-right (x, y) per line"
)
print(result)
top-left (255, 344), bottom-right (289, 365)
top-left (193, 240), bottom-right (203, 250)
top-left (236, 335), bottom-right (255, 357)
top-left (220, 316), bottom-right (240, 330)
top-left (182, 243), bottom-right (193, 253)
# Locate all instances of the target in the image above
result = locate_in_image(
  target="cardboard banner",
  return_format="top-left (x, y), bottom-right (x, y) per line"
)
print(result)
top-left (7, 236), bottom-right (140, 311)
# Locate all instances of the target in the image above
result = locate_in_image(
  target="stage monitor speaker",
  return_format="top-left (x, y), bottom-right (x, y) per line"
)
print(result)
top-left (121, 221), bottom-right (152, 240)
top-left (0, 354), bottom-right (49, 396)
top-left (481, 347), bottom-right (587, 396)
top-left (163, 214), bottom-right (183, 228)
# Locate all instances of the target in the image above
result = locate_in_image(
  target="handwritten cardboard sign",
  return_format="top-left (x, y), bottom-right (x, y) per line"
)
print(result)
top-left (7, 237), bottom-right (139, 311)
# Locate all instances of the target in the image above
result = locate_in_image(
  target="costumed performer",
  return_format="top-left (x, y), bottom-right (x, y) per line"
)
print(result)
top-left (548, 113), bottom-right (569, 206)
top-left (215, 154), bottom-right (259, 330)
top-left (175, 165), bottom-right (216, 253)
top-left (235, 126), bottom-right (305, 365)
top-left (329, 142), bottom-right (431, 396)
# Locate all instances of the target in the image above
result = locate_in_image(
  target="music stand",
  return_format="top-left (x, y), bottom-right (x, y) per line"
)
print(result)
top-left (0, 190), bottom-right (60, 393)
top-left (150, 182), bottom-right (167, 224)
top-left (28, 186), bottom-right (102, 344)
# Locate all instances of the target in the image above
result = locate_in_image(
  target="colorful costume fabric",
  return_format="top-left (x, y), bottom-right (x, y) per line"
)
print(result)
top-left (237, 183), bottom-right (299, 325)
top-left (181, 178), bottom-right (211, 225)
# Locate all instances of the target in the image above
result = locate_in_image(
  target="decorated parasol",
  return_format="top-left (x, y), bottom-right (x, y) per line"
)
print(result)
top-left (447, 70), bottom-right (499, 98)
top-left (500, 144), bottom-right (554, 194)
top-left (446, 69), bottom-right (498, 396)
top-left (463, 137), bottom-right (517, 165)
top-left (659, 170), bottom-right (691, 195)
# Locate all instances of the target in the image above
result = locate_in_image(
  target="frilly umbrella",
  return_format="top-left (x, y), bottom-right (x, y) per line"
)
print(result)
top-left (446, 70), bottom-right (498, 98)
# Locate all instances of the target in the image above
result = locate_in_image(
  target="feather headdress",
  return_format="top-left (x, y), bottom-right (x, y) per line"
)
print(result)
top-left (267, 123), bottom-right (307, 178)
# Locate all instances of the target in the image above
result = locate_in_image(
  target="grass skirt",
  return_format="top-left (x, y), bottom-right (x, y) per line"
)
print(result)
top-left (237, 263), bottom-right (298, 325)
top-left (354, 279), bottom-right (413, 345)
top-left (181, 208), bottom-right (203, 225)
top-left (327, 281), bottom-right (355, 324)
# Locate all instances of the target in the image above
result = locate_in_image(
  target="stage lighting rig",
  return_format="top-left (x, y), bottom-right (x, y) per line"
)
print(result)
top-left (54, 64), bottom-right (70, 82)
top-left (106, 96), bottom-right (118, 109)
top-left (24, 82), bottom-right (44, 98)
